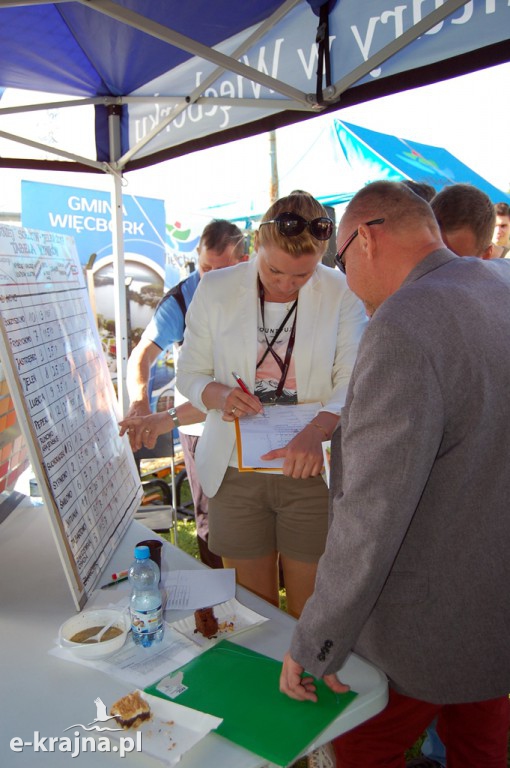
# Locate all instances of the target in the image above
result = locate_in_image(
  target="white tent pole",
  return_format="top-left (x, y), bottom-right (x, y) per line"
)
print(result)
top-left (108, 107), bottom-right (129, 415)
top-left (269, 130), bottom-right (279, 204)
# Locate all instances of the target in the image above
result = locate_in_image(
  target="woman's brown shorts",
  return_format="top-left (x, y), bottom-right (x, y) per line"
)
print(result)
top-left (207, 467), bottom-right (329, 562)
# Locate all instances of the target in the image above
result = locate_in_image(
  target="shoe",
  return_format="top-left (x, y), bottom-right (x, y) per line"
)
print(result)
top-left (307, 741), bottom-right (336, 768)
top-left (406, 758), bottom-right (443, 768)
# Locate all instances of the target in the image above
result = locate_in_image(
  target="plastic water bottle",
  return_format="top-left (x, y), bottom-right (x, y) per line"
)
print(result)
top-left (128, 545), bottom-right (164, 647)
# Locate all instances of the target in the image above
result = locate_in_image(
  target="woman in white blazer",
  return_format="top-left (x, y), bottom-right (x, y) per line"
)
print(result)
top-left (120, 194), bottom-right (364, 767)
top-left (176, 192), bottom-right (367, 618)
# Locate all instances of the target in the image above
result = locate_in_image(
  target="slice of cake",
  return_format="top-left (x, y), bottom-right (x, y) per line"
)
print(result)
top-left (110, 691), bottom-right (151, 729)
top-left (194, 607), bottom-right (219, 638)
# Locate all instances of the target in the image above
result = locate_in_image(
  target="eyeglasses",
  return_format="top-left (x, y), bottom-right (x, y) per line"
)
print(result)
top-left (335, 218), bottom-right (385, 273)
top-left (260, 212), bottom-right (334, 241)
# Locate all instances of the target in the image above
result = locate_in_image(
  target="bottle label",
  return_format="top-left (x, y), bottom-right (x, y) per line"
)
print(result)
top-left (130, 605), bottom-right (163, 635)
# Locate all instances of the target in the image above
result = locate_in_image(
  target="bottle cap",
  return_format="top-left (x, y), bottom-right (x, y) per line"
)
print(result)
top-left (134, 545), bottom-right (150, 560)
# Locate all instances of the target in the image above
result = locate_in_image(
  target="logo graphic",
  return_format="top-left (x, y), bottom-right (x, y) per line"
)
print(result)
top-left (10, 696), bottom-right (143, 758)
top-left (166, 221), bottom-right (200, 253)
top-left (63, 697), bottom-right (123, 732)
top-left (397, 145), bottom-right (455, 185)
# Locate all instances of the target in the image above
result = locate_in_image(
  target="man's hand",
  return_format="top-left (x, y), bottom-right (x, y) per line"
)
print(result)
top-left (125, 400), bottom-right (152, 420)
top-left (120, 399), bottom-right (152, 451)
top-left (280, 652), bottom-right (350, 702)
top-left (280, 653), bottom-right (318, 702)
top-left (119, 412), bottom-right (166, 451)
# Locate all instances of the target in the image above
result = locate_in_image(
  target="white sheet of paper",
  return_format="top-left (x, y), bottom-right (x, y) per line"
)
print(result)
top-left (236, 402), bottom-right (322, 469)
top-left (162, 568), bottom-right (236, 610)
top-left (50, 625), bottom-right (200, 689)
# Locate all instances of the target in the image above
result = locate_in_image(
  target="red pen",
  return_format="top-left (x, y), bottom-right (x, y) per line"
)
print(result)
top-left (232, 371), bottom-right (251, 394)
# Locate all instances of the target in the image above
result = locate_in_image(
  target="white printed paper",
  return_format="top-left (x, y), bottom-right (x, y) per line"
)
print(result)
top-left (236, 402), bottom-right (322, 470)
top-left (162, 568), bottom-right (236, 610)
top-left (50, 625), bottom-right (200, 688)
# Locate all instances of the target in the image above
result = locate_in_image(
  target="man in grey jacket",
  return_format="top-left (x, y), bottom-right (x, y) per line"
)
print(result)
top-left (280, 181), bottom-right (510, 767)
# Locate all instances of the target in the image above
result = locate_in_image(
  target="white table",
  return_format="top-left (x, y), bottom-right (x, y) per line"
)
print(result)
top-left (0, 499), bottom-right (388, 766)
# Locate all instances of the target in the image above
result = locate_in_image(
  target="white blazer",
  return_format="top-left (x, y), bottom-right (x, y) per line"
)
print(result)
top-left (176, 257), bottom-right (367, 497)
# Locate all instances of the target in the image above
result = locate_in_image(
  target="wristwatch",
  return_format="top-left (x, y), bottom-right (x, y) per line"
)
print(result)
top-left (167, 407), bottom-right (180, 429)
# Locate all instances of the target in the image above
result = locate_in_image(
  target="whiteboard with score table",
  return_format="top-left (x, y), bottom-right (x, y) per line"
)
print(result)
top-left (0, 225), bottom-right (142, 609)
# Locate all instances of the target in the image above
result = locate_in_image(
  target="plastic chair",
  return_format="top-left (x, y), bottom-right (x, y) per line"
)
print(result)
top-left (135, 478), bottom-right (176, 534)
top-left (133, 431), bottom-right (178, 542)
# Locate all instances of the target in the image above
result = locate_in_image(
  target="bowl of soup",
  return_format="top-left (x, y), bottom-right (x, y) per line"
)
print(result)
top-left (58, 608), bottom-right (130, 659)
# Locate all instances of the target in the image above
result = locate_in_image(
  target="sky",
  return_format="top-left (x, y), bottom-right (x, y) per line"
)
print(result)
top-left (1, 61), bottom-right (509, 224)
top-left (128, 60), bottom-right (510, 221)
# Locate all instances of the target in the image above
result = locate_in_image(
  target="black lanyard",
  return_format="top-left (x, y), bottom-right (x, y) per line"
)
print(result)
top-left (256, 277), bottom-right (298, 401)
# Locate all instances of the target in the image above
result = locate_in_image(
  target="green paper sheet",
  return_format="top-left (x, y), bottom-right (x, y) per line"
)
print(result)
top-left (145, 639), bottom-right (357, 767)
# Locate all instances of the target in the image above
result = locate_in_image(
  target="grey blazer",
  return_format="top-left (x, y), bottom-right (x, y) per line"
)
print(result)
top-left (291, 249), bottom-right (510, 704)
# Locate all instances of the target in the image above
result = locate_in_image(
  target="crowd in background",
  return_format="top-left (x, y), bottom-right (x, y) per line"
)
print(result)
top-left (119, 181), bottom-right (510, 768)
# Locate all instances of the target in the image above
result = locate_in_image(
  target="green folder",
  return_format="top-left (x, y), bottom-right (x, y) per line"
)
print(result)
top-left (145, 639), bottom-right (357, 766)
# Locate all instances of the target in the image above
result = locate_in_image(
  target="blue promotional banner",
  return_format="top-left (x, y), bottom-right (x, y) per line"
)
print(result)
top-left (20, 180), bottom-right (174, 389)
top-left (21, 181), bottom-right (167, 267)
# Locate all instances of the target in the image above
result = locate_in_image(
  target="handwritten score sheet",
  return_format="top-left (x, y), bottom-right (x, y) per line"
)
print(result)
top-left (0, 226), bottom-right (142, 608)
top-left (234, 402), bottom-right (322, 471)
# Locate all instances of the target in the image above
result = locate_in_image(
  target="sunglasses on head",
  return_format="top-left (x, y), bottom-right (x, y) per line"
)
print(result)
top-left (260, 212), bottom-right (334, 241)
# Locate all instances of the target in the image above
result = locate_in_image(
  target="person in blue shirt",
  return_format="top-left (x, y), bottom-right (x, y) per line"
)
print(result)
top-left (122, 219), bottom-right (247, 568)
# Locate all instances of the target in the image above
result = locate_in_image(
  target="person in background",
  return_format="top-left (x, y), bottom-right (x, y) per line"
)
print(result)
top-left (121, 219), bottom-right (247, 569)
top-left (401, 179), bottom-right (436, 202)
top-left (280, 181), bottom-right (510, 768)
top-left (492, 201), bottom-right (510, 258)
top-left (431, 183), bottom-right (495, 260)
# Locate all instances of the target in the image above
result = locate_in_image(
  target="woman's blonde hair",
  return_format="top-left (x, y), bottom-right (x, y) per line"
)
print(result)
top-left (258, 190), bottom-right (330, 257)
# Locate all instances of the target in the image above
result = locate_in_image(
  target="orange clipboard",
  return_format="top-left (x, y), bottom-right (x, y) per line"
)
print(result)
top-left (233, 402), bottom-right (324, 473)
top-left (234, 416), bottom-right (282, 472)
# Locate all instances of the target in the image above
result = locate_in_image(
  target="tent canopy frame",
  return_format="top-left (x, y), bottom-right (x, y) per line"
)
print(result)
top-left (0, 0), bottom-right (508, 409)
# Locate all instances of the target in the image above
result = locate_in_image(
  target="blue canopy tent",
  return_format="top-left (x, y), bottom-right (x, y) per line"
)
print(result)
top-left (334, 120), bottom-right (510, 204)
top-left (1, 1), bottom-right (509, 173)
top-left (0, 0), bottom-right (509, 407)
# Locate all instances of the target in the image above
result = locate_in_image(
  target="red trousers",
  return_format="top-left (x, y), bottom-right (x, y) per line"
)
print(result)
top-left (333, 687), bottom-right (510, 768)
